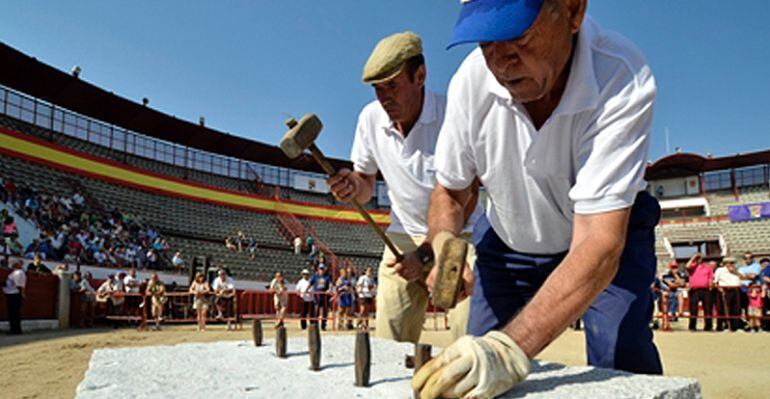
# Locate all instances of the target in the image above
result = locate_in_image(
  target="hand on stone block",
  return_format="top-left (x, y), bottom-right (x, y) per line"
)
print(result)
top-left (411, 331), bottom-right (530, 399)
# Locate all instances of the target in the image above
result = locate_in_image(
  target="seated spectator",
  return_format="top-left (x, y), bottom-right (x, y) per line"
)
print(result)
top-left (714, 257), bottom-right (742, 332)
top-left (172, 251), bottom-right (185, 274)
top-left (145, 272), bottom-right (166, 331)
top-left (93, 249), bottom-right (108, 266)
top-left (189, 272), bottom-right (211, 332)
top-left (6, 236), bottom-right (23, 256)
top-left (26, 255), bottom-right (51, 274)
top-left (212, 270), bottom-right (235, 329)
top-left (71, 192), bottom-right (85, 207)
top-left (3, 216), bottom-right (18, 239)
top-left (71, 271), bottom-right (95, 328)
top-left (225, 236), bottom-right (237, 252)
top-left (146, 249), bottom-right (158, 269)
top-left (3, 260), bottom-right (26, 335)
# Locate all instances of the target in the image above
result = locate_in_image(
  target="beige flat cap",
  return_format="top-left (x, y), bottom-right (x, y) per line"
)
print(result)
top-left (723, 256), bottom-right (737, 263)
top-left (362, 31), bottom-right (422, 84)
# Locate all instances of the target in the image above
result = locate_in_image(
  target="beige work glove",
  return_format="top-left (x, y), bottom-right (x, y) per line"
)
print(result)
top-left (412, 331), bottom-right (530, 399)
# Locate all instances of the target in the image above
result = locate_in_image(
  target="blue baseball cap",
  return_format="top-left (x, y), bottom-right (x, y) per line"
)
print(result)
top-left (448, 0), bottom-right (545, 49)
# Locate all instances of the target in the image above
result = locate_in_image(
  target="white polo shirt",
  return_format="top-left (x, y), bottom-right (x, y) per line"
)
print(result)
top-left (351, 89), bottom-right (483, 236)
top-left (714, 267), bottom-right (741, 288)
top-left (435, 16), bottom-right (655, 254)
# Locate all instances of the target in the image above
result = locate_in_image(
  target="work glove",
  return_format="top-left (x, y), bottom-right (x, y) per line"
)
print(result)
top-left (412, 331), bottom-right (530, 399)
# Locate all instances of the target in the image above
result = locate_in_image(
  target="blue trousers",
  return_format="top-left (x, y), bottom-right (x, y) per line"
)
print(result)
top-left (468, 192), bottom-right (663, 374)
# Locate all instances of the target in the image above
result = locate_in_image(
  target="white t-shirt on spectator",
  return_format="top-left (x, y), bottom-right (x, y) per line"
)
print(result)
top-left (296, 278), bottom-right (313, 302)
top-left (172, 254), bottom-right (184, 267)
top-left (3, 269), bottom-right (26, 294)
top-left (124, 275), bottom-right (141, 294)
top-left (350, 90), bottom-right (482, 236)
top-left (435, 16), bottom-right (655, 254)
top-left (213, 276), bottom-right (235, 297)
top-left (357, 275), bottom-right (376, 298)
top-left (714, 267), bottom-right (741, 287)
top-left (94, 251), bottom-right (107, 264)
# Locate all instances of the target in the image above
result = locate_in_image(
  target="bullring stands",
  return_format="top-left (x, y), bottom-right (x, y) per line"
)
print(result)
top-left (0, 116), bottom-right (382, 281)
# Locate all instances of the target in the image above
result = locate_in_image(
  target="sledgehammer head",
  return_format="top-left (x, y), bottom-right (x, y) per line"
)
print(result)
top-left (280, 113), bottom-right (323, 159)
top-left (431, 234), bottom-right (468, 310)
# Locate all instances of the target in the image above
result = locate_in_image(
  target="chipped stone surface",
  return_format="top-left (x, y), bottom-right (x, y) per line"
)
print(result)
top-left (77, 336), bottom-right (700, 399)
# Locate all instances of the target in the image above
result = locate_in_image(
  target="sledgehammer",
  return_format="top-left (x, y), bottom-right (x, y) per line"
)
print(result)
top-left (280, 114), bottom-right (402, 260)
top-left (279, 113), bottom-right (466, 309)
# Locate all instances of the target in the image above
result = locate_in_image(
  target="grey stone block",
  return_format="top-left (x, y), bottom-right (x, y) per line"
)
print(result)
top-left (77, 336), bottom-right (700, 399)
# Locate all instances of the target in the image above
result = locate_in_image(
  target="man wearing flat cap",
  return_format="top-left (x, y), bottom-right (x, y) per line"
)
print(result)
top-left (327, 32), bottom-right (482, 343)
top-left (393, 1), bottom-right (663, 397)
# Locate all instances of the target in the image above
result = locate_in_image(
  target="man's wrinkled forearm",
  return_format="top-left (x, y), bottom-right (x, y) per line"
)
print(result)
top-left (503, 237), bottom-right (623, 358)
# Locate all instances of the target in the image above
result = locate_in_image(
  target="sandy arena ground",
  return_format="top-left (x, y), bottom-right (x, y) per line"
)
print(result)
top-left (1, 320), bottom-right (768, 399)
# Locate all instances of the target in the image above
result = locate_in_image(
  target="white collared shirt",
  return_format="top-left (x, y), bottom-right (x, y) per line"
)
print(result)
top-left (351, 89), bottom-right (483, 236)
top-left (435, 16), bottom-right (656, 254)
top-left (3, 269), bottom-right (26, 295)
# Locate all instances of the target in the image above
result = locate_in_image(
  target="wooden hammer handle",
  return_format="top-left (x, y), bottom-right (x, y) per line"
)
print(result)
top-left (308, 144), bottom-right (404, 260)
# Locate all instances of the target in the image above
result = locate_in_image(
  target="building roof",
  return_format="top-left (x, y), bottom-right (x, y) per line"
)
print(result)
top-left (646, 150), bottom-right (770, 180)
top-left (0, 42), bottom-right (352, 175)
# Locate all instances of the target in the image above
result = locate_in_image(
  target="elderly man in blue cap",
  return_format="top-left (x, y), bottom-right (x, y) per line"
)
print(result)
top-left (399, 1), bottom-right (663, 397)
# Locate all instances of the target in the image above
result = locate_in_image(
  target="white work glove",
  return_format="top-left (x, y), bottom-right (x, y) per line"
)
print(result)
top-left (412, 331), bottom-right (530, 399)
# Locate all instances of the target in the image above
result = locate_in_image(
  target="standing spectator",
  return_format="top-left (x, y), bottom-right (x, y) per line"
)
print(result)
top-left (713, 257), bottom-right (742, 332)
top-left (293, 235), bottom-right (302, 255)
top-left (189, 272), bottom-right (210, 332)
top-left (123, 269), bottom-right (142, 318)
top-left (269, 272), bottom-right (288, 328)
top-left (71, 271), bottom-right (95, 327)
top-left (306, 233), bottom-right (316, 260)
top-left (295, 269), bottom-right (313, 330)
top-left (3, 260), bottom-right (26, 335)
top-left (738, 252), bottom-right (761, 319)
top-left (26, 255), bottom-right (51, 274)
top-left (172, 251), bottom-right (185, 274)
top-left (335, 268), bottom-right (355, 330)
top-left (356, 267), bottom-right (377, 329)
top-left (686, 253), bottom-right (715, 331)
top-left (246, 237), bottom-right (258, 260)
top-left (759, 257), bottom-right (770, 331)
top-left (145, 272), bottom-right (166, 331)
top-left (309, 265), bottom-right (332, 330)
top-left (236, 231), bottom-right (246, 252)
top-left (96, 275), bottom-right (118, 319)
top-left (213, 270), bottom-right (235, 330)
top-left (747, 283), bottom-right (763, 333)
top-left (660, 261), bottom-right (685, 321)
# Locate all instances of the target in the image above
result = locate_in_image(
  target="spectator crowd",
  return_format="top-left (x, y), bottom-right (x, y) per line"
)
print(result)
top-left (655, 252), bottom-right (770, 332)
top-left (1, 173), bottom-right (173, 270)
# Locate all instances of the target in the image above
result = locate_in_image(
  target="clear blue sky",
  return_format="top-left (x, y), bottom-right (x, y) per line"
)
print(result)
top-left (2, 1), bottom-right (769, 161)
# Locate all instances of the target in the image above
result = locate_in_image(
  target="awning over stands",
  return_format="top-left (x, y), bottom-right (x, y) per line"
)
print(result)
top-left (0, 42), bottom-right (352, 176)
top-left (645, 151), bottom-right (770, 180)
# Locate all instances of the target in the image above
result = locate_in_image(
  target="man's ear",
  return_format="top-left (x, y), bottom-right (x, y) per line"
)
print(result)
top-left (415, 64), bottom-right (426, 87)
top-left (566, 0), bottom-right (587, 34)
